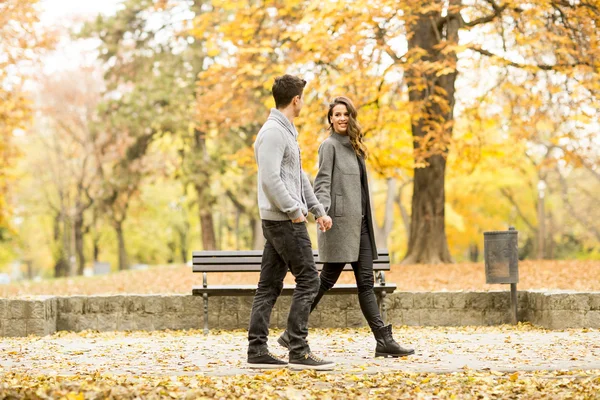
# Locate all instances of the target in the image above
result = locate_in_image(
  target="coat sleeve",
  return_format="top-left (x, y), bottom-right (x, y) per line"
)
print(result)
top-left (302, 171), bottom-right (326, 218)
top-left (313, 140), bottom-right (335, 214)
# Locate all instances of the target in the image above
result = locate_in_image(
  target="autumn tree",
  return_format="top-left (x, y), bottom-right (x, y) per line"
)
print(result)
top-left (0, 0), bottom-right (53, 238)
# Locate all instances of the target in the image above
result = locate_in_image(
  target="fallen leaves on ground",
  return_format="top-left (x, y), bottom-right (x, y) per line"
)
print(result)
top-left (1, 369), bottom-right (599, 399)
top-left (1, 325), bottom-right (599, 398)
top-left (2, 260), bottom-right (599, 298)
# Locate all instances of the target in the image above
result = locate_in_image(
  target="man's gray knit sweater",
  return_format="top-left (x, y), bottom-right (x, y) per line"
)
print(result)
top-left (254, 108), bottom-right (326, 221)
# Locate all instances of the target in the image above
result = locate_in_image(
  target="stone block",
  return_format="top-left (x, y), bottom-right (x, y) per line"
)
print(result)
top-left (386, 309), bottom-right (404, 326)
top-left (221, 296), bottom-right (243, 314)
top-left (584, 311), bottom-right (600, 328)
top-left (546, 310), bottom-right (585, 330)
top-left (207, 307), bottom-right (219, 331)
top-left (393, 293), bottom-right (414, 309)
top-left (319, 310), bottom-right (346, 328)
top-left (346, 310), bottom-right (366, 328)
top-left (123, 296), bottom-right (145, 313)
top-left (419, 309), bottom-right (461, 326)
top-left (433, 293), bottom-right (453, 309)
top-left (59, 297), bottom-right (84, 314)
top-left (460, 310), bottom-right (484, 326)
top-left (402, 310), bottom-right (420, 326)
top-left (164, 296), bottom-right (185, 313)
top-left (178, 314), bottom-right (201, 330)
top-left (451, 293), bottom-right (467, 309)
top-left (307, 310), bottom-right (321, 327)
top-left (8, 300), bottom-right (27, 319)
top-left (182, 295), bottom-right (204, 316)
top-left (275, 296), bottom-right (292, 311)
top-left (546, 294), bottom-right (590, 311)
top-left (589, 294), bottom-right (600, 311)
top-left (29, 300), bottom-right (46, 319)
top-left (78, 315), bottom-right (99, 331)
top-left (84, 297), bottom-right (105, 313)
top-left (97, 314), bottom-right (118, 332)
top-left (102, 296), bottom-right (124, 314)
top-left (491, 292), bottom-right (511, 310)
top-left (238, 309), bottom-right (251, 328)
top-left (219, 312), bottom-right (238, 330)
top-left (117, 315), bottom-right (139, 331)
top-left (5, 320), bottom-right (27, 337)
top-left (27, 319), bottom-right (48, 336)
top-left (46, 298), bottom-right (57, 319)
top-left (144, 296), bottom-right (164, 314)
top-left (413, 293), bottom-right (434, 309)
top-left (466, 293), bottom-right (492, 310)
top-left (517, 292), bottom-right (528, 309)
top-left (0, 299), bottom-right (7, 319)
top-left (275, 308), bottom-right (287, 327)
top-left (56, 314), bottom-right (78, 331)
top-left (483, 310), bottom-right (510, 325)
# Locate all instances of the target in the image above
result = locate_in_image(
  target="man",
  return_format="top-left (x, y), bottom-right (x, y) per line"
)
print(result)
top-left (248, 74), bottom-right (334, 370)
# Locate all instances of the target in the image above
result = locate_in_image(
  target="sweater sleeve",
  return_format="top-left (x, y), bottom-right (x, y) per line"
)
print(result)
top-left (302, 171), bottom-right (326, 218)
top-left (256, 128), bottom-right (303, 220)
top-left (313, 140), bottom-right (335, 214)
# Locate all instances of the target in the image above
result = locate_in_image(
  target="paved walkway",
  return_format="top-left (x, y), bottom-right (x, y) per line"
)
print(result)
top-left (1, 325), bottom-right (599, 376)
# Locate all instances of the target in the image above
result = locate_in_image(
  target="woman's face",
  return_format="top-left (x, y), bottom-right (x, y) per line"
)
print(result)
top-left (330, 104), bottom-right (349, 135)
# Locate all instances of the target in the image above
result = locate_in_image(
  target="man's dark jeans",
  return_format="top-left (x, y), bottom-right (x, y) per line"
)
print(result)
top-left (248, 220), bottom-right (319, 358)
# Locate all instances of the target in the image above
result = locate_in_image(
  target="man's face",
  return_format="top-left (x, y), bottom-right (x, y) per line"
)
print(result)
top-left (293, 94), bottom-right (304, 117)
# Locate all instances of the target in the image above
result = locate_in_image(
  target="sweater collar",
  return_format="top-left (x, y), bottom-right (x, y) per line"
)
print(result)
top-left (330, 131), bottom-right (353, 148)
top-left (268, 108), bottom-right (297, 139)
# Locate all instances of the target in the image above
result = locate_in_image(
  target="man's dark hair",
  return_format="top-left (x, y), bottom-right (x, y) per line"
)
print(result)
top-left (272, 74), bottom-right (306, 109)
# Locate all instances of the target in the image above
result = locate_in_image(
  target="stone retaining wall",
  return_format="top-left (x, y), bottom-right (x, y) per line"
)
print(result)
top-left (1, 291), bottom-right (599, 337)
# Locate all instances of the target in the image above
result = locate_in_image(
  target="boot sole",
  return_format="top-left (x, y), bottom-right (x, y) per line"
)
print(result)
top-left (247, 363), bottom-right (288, 369)
top-left (375, 350), bottom-right (415, 358)
top-left (277, 337), bottom-right (290, 349)
top-left (288, 362), bottom-right (335, 371)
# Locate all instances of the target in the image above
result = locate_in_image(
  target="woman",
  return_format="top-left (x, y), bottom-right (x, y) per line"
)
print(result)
top-left (279, 96), bottom-right (414, 358)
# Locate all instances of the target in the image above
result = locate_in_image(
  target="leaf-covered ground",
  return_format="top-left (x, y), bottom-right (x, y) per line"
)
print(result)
top-left (2, 260), bottom-right (599, 298)
top-left (1, 369), bottom-right (599, 399)
top-left (1, 325), bottom-right (600, 399)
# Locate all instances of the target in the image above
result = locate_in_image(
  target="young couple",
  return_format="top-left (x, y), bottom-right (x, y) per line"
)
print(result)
top-left (248, 74), bottom-right (414, 371)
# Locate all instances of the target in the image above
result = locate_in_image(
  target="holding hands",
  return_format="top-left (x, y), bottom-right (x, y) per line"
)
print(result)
top-left (316, 215), bottom-right (333, 232)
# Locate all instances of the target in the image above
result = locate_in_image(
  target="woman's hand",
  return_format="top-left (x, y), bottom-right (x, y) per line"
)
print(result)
top-left (316, 216), bottom-right (333, 232)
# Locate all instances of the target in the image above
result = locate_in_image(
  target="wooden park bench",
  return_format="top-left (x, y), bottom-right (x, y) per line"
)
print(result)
top-left (192, 249), bottom-right (396, 333)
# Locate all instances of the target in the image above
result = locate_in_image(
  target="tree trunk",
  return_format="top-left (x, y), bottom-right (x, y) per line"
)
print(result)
top-left (115, 220), bottom-right (129, 270)
top-left (178, 225), bottom-right (189, 263)
top-left (402, 6), bottom-right (458, 264)
top-left (193, 127), bottom-right (217, 251)
top-left (199, 206), bottom-right (217, 250)
top-left (252, 217), bottom-right (264, 250)
top-left (52, 211), bottom-right (69, 277)
top-left (74, 213), bottom-right (85, 275)
top-left (536, 180), bottom-right (546, 259)
top-left (403, 155), bottom-right (453, 264)
top-left (372, 178), bottom-right (396, 250)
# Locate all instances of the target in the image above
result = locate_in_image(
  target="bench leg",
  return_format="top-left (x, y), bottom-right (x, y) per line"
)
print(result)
top-left (203, 293), bottom-right (209, 335)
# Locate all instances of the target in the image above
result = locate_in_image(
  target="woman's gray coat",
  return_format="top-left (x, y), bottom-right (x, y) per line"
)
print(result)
top-left (314, 132), bottom-right (378, 262)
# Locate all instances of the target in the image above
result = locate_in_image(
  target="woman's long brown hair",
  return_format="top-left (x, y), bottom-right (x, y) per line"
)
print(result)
top-left (327, 96), bottom-right (368, 159)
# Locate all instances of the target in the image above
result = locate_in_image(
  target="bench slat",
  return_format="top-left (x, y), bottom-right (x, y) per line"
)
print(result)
top-left (193, 262), bottom-right (390, 273)
top-left (192, 256), bottom-right (389, 264)
top-left (192, 250), bottom-right (389, 258)
top-left (192, 283), bottom-right (397, 296)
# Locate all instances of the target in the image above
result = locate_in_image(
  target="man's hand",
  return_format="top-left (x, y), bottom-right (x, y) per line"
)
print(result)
top-left (316, 215), bottom-right (333, 232)
top-left (292, 215), bottom-right (307, 223)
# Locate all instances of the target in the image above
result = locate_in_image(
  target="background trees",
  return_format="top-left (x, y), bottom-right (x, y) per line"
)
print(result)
top-left (1, 0), bottom-right (599, 277)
